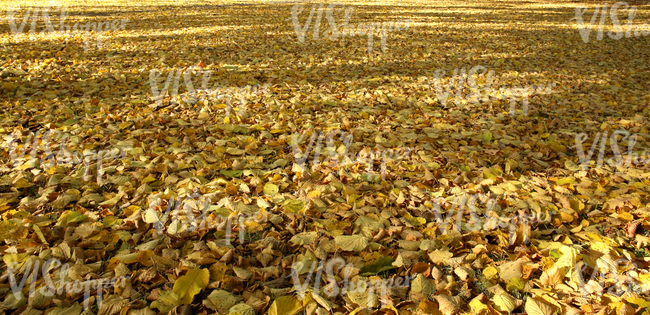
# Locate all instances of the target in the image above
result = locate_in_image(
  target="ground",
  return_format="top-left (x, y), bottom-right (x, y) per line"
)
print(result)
top-left (1, 0), bottom-right (650, 315)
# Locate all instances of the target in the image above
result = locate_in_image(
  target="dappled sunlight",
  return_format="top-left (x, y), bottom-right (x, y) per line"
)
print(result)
top-left (0, 0), bottom-right (650, 314)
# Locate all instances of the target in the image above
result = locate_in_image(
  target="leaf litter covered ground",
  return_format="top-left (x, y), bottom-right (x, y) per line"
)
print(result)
top-left (1, 0), bottom-right (650, 314)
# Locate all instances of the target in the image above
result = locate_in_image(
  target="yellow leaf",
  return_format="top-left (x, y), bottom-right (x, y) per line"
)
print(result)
top-left (434, 295), bottom-right (460, 315)
top-left (203, 290), bottom-right (237, 312)
top-left (268, 296), bottom-right (302, 315)
top-left (347, 289), bottom-right (379, 308)
top-left (311, 292), bottom-right (333, 311)
top-left (618, 212), bottom-right (634, 222)
top-left (553, 244), bottom-right (579, 277)
top-left (198, 112), bottom-right (210, 120)
top-left (493, 293), bottom-right (516, 313)
top-left (411, 274), bottom-right (434, 295)
top-left (404, 212), bottom-right (426, 227)
top-left (290, 231), bottom-right (318, 245)
top-left (124, 205), bottom-right (140, 218)
top-left (143, 208), bottom-right (160, 224)
top-left (556, 177), bottom-right (575, 185)
top-left (626, 296), bottom-right (650, 310)
top-left (506, 277), bottom-right (525, 292)
top-left (141, 176), bottom-right (156, 184)
top-left (469, 298), bottom-right (489, 315)
top-left (419, 299), bottom-right (441, 314)
top-left (3, 253), bottom-right (31, 267)
top-left (307, 190), bottom-right (321, 198)
top-left (334, 235), bottom-right (369, 252)
top-left (32, 225), bottom-right (48, 244)
top-left (172, 268), bottom-right (210, 304)
top-left (525, 298), bottom-right (554, 315)
top-left (226, 147), bottom-right (245, 155)
top-left (118, 122), bottom-right (132, 129)
top-left (540, 265), bottom-right (562, 287)
top-left (428, 249), bottom-right (453, 264)
top-left (489, 186), bottom-right (505, 195)
top-left (151, 290), bottom-right (180, 313)
top-left (483, 266), bottom-right (498, 280)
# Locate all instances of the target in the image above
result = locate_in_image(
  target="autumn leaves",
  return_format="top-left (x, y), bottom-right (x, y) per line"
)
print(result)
top-left (149, 67), bottom-right (269, 110)
top-left (6, 257), bottom-right (130, 310)
top-left (574, 130), bottom-right (650, 170)
top-left (290, 5), bottom-right (560, 115)
top-left (144, 193), bottom-right (268, 245)
top-left (290, 129), bottom-right (412, 180)
top-left (290, 2), bottom-right (411, 53)
top-left (6, 4), bottom-right (129, 51)
top-left (6, 129), bottom-right (129, 184)
top-left (575, 1), bottom-right (650, 43)
top-left (291, 257), bottom-right (415, 310)
top-left (431, 65), bottom-right (555, 116)
top-left (2, 0), bottom-right (650, 314)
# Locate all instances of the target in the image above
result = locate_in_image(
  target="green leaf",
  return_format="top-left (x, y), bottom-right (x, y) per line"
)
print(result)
top-left (483, 168), bottom-right (497, 180)
top-left (103, 216), bottom-right (122, 227)
top-left (62, 119), bottom-right (79, 126)
top-left (283, 199), bottom-right (305, 214)
top-left (220, 169), bottom-right (243, 178)
top-left (360, 256), bottom-right (395, 275)
top-left (228, 303), bottom-right (255, 315)
top-left (2, 291), bottom-right (27, 309)
top-left (482, 131), bottom-right (493, 142)
top-left (233, 126), bottom-right (248, 134)
top-left (271, 158), bottom-right (289, 168)
top-left (549, 249), bottom-right (562, 259)
top-left (263, 183), bottom-right (279, 196)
